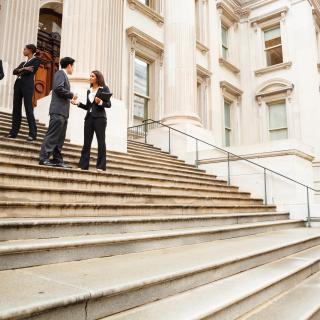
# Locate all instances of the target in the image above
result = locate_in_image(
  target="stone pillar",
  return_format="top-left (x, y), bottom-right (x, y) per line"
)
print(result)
top-left (0, 0), bottom-right (40, 111)
top-left (60, 0), bottom-right (123, 99)
top-left (163, 0), bottom-right (200, 126)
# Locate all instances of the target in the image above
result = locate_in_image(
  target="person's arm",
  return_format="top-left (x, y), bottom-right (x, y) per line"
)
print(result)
top-left (53, 72), bottom-right (74, 99)
top-left (20, 58), bottom-right (41, 75)
top-left (98, 86), bottom-right (112, 109)
top-left (13, 62), bottom-right (24, 75)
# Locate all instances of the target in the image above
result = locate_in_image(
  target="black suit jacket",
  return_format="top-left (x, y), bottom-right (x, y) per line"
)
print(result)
top-left (13, 57), bottom-right (40, 87)
top-left (78, 86), bottom-right (112, 120)
top-left (0, 60), bottom-right (4, 80)
top-left (49, 70), bottom-right (74, 118)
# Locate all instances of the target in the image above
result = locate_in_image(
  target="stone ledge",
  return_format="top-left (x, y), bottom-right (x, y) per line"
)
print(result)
top-left (219, 57), bottom-right (240, 74)
top-left (127, 0), bottom-right (164, 25)
top-left (255, 62), bottom-right (292, 76)
top-left (196, 41), bottom-right (210, 54)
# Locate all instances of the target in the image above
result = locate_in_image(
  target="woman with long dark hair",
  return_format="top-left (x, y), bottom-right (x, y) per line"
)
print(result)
top-left (73, 70), bottom-right (112, 171)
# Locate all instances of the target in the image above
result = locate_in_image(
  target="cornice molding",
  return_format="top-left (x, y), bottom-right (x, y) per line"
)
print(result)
top-left (250, 6), bottom-right (289, 26)
top-left (127, 0), bottom-right (164, 25)
top-left (197, 64), bottom-right (212, 78)
top-left (219, 57), bottom-right (241, 74)
top-left (220, 80), bottom-right (243, 97)
top-left (127, 26), bottom-right (164, 54)
top-left (196, 41), bottom-right (210, 54)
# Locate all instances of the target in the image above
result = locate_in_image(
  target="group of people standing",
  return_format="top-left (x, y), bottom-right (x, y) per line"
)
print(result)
top-left (1, 44), bottom-right (112, 171)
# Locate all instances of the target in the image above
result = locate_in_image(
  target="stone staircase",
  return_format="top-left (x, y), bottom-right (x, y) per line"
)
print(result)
top-left (0, 111), bottom-right (319, 319)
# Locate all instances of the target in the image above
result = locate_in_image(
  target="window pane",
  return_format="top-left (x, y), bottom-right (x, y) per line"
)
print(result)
top-left (264, 27), bottom-right (281, 42)
top-left (270, 129), bottom-right (288, 141)
top-left (222, 46), bottom-right (228, 59)
top-left (269, 102), bottom-right (287, 130)
top-left (221, 26), bottom-right (228, 47)
top-left (137, 0), bottom-right (150, 6)
top-left (134, 58), bottom-right (149, 96)
top-left (266, 46), bottom-right (283, 66)
top-left (225, 129), bottom-right (231, 147)
top-left (134, 95), bottom-right (148, 120)
top-left (224, 101), bottom-right (231, 128)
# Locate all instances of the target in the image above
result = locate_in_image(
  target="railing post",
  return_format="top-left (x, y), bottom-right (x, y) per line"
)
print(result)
top-left (168, 127), bottom-right (171, 154)
top-left (307, 187), bottom-right (311, 227)
top-left (264, 168), bottom-right (267, 205)
top-left (195, 139), bottom-right (199, 168)
top-left (144, 121), bottom-right (147, 144)
top-left (227, 153), bottom-right (230, 186)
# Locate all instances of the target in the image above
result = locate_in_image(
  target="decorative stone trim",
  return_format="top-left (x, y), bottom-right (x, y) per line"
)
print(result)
top-left (198, 149), bottom-right (314, 164)
top-left (255, 62), bottom-right (292, 76)
top-left (216, 2), bottom-right (240, 23)
top-left (196, 64), bottom-right (212, 78)
top-left (220, 80), bottom-right (243, 97)
top-left (127, 27), bottom-right (164, 55)
top-left (250, 6), bottom-right (289, 26)
top-left (196, 41), bottom-right (209, 54)
top-left (127, 0), bottom-right (164, 25)
top-left (219, 57), bottom-right (240, 74)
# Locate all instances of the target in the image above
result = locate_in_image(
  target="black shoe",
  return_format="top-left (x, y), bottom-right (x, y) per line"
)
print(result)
top-left (6, 134), bottom-right (16, 139)
top-left (26, 136), bottom-right (36, 142)
top-left (39, 159), bottom-right (55, 166)
top-left (55, 162), bottom-right (72, 169)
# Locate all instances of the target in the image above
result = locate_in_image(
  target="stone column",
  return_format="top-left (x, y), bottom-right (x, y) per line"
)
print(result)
top-left (60, 0), bottom-right (123, 99)
top-left (163, 0), bottom-right (200, 126)
top-left (0, 0), bottom-right (40, 111)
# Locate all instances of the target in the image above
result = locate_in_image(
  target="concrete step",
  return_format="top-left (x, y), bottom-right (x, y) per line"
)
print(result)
top-left (0, 201), bottom-right (277, 218)
top-left (127, 139), bottom-right (164, 151)
top-left (0, 212), bottom-right (290, 241)
top-left (0, 134), bottom-right (187, 164)
top-left (0, 111), bottom-right (44, 125)
top-left (242, 271), bottom-right (320, 320)
top-left (0, 220), bottom-right (303, 270)
top-left (0, 140), bottom-right (208, 175)
top-left (0, 160), bottom-right (232, 190)
top-left (0, 184), bottom-right (263, 206)
top-left (105, 244), bottom-right (320, 320)
top-left (0, 120), bottom-right (48, 133)
top-left (0, 228), bottom-right (319, 320)
top-left (0, 123), bottom-right (48, 137)
top-left (0, 151), bottom-right (219, 183)
top-left (0, 171), bottom-right (248, 198)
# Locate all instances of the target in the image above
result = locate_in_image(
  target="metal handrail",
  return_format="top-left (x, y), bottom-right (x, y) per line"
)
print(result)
top-left (127, 119), bottom-right (320, 226)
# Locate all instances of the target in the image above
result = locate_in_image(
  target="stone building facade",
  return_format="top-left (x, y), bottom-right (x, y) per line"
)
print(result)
top-left (1, 0), bottom-right (320, 219)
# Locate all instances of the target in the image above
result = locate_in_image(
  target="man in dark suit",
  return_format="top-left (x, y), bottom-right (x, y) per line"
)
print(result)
top-left (39, 57), bottom-right (76, 168)
top-left (0, 60), bottom-right (4, 80)
top-left (7, 44), bottom-right (40, 141)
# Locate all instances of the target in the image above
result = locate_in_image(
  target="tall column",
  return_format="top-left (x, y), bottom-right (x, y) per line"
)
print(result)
top-left (0, 0), bottom-right (39, 111)
top-left (60, 0), bottom-right (123, 99)
top-left (163, 0), bottom-right (201, 126)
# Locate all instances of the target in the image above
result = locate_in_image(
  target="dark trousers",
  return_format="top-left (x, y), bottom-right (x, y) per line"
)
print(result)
top-left (10, 80), bottom-right (37, 138)
top-left (79, 114), bottom-right (107, 170)
top-left (39, 114), bottom-right (68, 163)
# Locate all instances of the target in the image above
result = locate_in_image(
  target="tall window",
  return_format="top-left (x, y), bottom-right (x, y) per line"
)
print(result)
top-left (221, 25), bottom-right (229, 60)
top-left (268, 101), bottom-right (288, 140)
top-left (138, 0), bottom-right (150, 6)
top-left (134, 58), bottom-right (150, 125)
top-left (195, 0), bottom-right (200, 42)
top-left (224, 100), bottom-right (231, 146)
top-left (264, 25), bottom-right (283, 66)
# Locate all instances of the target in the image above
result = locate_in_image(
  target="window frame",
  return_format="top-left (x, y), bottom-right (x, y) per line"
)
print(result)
top-left (267, 100), bottom-right (288, 141)
top-left (263, 24), bottom-right (283, 67)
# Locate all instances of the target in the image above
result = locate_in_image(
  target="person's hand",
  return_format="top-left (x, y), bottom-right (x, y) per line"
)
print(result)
top-left (71, 98), bottom-right (79, 105)
top-left (95, 97), bottom-right (102, 104)
top-left (24, 66), bottom-right (34, 72)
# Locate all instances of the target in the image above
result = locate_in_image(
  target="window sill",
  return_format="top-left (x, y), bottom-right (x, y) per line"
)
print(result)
top-left (219, 57), bottom-right (240, 74)
top-left (128, 0), bottom-right (164, 25)
top-left (196, 41), bottom-right (209, 54)
top-left (255, 61), bottom-right (292, 76)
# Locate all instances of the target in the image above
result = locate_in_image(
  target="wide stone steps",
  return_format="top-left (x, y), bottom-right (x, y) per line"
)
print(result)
top-left (0, 160), bottom-right (233, 190)
top-left (0, 201), bottom-right (277, 218)
top-left (0, 141), bottom-right (212, 178)
top-left (0, 213), bottom-right (290, 241)
top-left (0, 220), bottom-right (303, 271)
top-left (0, 171), bottom-right (246, 197)
top-left (0, 228), bottom-right (319, 320)
top-left (105, 244), bottom-right (320, 320)
top-left (242, 270), bottom-right (320, 320)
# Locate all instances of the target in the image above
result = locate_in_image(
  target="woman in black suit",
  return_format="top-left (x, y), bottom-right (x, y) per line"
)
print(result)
top-left (74, 70), bottom-right (111, 171)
